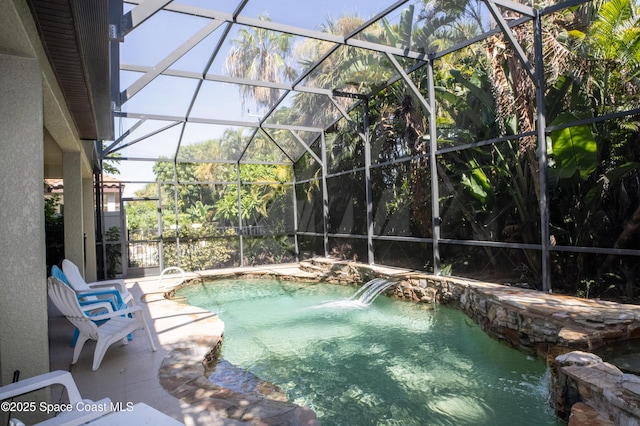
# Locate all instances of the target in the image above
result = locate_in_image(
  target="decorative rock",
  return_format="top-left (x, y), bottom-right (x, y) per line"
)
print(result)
top-left (160, 340), bottom-right (318, 425)
top-left (619, 374), bottom-right (640, 396)
top-left (568, 402), bottom-right (615, 426)
top-left (593, 362), bottom-right (624, 377)
top-left (552, 311), bottom-right (571, 320)
top-left (595, 327), bottom-right (626, 340)
top-left (621, 380), bottom-right (640, 397)
top-left (559, 325), bottom-right (592, 344)
top-left (575, 319), bottom-right (607, 329)
top-left (604, 315), bottom-right (635, 325)
top-left (556, 351), bottom-right (603, 367)
top-left (552, 350), bottom-right (640, 424)
top-left (619, 373), bottom-right (640, 385)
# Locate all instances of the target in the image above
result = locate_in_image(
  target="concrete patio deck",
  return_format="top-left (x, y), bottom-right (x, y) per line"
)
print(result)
top-left (47, 264), bottom-right (319, 425)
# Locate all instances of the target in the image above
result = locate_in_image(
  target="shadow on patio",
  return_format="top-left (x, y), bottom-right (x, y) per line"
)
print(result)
top-left (47, 275), bottom-right (237, 425)
top-left (46, 267), bottom-right (319, 425)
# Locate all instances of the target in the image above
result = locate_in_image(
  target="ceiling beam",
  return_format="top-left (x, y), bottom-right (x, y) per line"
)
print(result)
top-left (121, 0), bottom-right (172, 36)
top-left (115, 111), bottom-right (324, 133)
top-left (123, 0), bottom-right (427, 60)
top-left (120, 19), bottom-right (223, 104)
top-left (121, 63), bottom-right (333, 96)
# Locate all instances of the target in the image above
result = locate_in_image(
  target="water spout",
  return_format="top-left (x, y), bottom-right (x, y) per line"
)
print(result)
top-left (312, 278), bottom-right (397, 309)
top-left (351, 278), bottom-right (398, 306)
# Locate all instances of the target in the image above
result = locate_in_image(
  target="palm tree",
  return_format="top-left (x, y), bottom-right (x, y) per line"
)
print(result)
top-left (578, 0), bottom-right (640, 114)
top-left (290, 15), bottom-right (372, 128)
top-left (224, 14), bottom-right (298, 108)
top-left (371, 3), bottom-right (485, 239)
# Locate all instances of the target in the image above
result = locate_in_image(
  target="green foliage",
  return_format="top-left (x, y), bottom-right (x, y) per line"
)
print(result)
top-left (45, 194), bottom-right (61, 219)
top-left (101, 142), bottom-right (121, 175)
top-left (187, 201), bottom-right (213, 224)
top-left (105, 227), bottom-right (122, 279)
top-left (162, 227), bottom-right (236, 272)
top-left (460, 158), bottom-right (493, 205)
top-left (243, 235), bottom-right (296, 266)
top-left (549, 113), bottom-right (598, 182)
top-left (126, 199), bottom-right (158, 240)
top-left (44, 194), bottom-right (64, 271)
top-left (213, 187), bottom-right (239, 224)
top-left (585, 162), bottom-right (640, 207)
top-left (123, 127), bottom-right (294, 271)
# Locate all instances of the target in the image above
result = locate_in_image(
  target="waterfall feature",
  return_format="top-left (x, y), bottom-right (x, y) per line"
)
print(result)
top-left (311, 278), bottom-right (398, 310)
top-left (350, 278), bottom-right (398, 306)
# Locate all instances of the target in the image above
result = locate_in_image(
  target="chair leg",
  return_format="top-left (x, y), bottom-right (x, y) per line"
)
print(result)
top-left (72, 334), bottom-right (90, 364)
top-left (71, 328), bottom-right (80, 347)
top-left (134, 311), bottom-right (157, 352)
top-left (92, 339), bottom-right (112, 371)
top-left (142, 318), bottom-right (157, 352)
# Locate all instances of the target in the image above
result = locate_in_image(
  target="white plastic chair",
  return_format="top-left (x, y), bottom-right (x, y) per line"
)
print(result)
top-left (48, 277), bottom-right (157, 371)
top-left (51, 264), bottom-right (132, 346)
top-left (62, 259), bottom-right (135, 307)
top-left (0, 370), bottom-right (112, 425)
top-left (51, 265), bottom-right (125, 312)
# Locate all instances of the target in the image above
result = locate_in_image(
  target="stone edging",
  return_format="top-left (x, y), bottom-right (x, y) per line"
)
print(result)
top-left (551, 351), bottom-right (640, 425)
top-left (158, 337), bottom-right (318, 425)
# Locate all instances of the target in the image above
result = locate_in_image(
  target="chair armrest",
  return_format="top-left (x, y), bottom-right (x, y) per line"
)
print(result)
top-left (89, 306), bottom-right (142, 321)
top-left (78, 300), bottom-right (114, 314)
top-left (37, 397), bottom-right (113, 426)
top-left (86, 279), bottom-right (126, 293)
top-left (0, 371), bottom-right (82, 404)
top-left (76, 289), bottom-right (124, 307)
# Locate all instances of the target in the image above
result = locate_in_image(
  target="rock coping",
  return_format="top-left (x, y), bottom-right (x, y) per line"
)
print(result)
top-left (158, 337), bottom-right (318, 425)
top-left (168, 258), bottom-right (640, 424)
top-left (552, 351), bottom-right (640, 425)
top-left (144, 287), bottom-right (318, 425)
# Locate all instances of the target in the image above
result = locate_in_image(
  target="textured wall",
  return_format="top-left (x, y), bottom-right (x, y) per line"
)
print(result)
top-left (83, 178), bottom-right (97, 282)
top-left (63, 151), bottom-right (85, 273)
top-left (0, 53), bottom-right (49, 417)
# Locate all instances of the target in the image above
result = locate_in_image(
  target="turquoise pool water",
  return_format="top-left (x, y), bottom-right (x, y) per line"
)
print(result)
top-left (176, 279), bottom-right (561, 425)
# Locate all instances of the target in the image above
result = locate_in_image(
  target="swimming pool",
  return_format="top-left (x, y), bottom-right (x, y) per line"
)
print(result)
top-left (176, 279), bottom-right (562, 425)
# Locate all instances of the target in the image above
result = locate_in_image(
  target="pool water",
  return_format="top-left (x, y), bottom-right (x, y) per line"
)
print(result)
top-left (176, 279), bottom-right (562, 425)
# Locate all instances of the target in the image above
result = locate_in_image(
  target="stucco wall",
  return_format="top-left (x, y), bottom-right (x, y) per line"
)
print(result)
top-left (0, 53), bottom-right (49, 423)
top-left (1, 2), bottom-right (100, 423)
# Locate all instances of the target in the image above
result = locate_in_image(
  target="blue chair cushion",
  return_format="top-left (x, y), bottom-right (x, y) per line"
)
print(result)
top-left (51, 265), bottom-right (69, 285)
